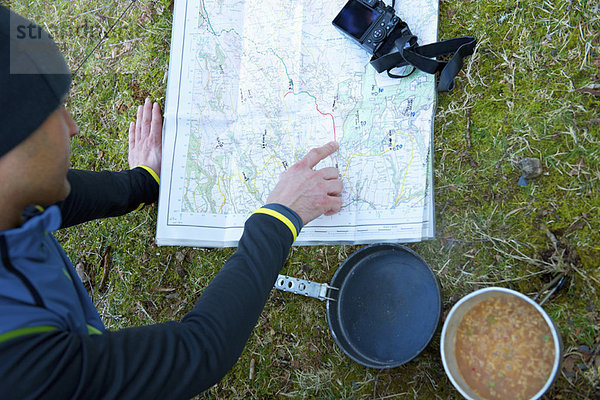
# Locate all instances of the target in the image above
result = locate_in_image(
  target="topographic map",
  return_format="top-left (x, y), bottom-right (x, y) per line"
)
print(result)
top-left (157, 0), bottom-right (438, 247)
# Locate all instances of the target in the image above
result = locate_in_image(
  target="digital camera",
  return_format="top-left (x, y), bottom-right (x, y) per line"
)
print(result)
top-left (332, 0), bottom-right (409, 56)
top-left (332, 0), bottom-right (477, 91)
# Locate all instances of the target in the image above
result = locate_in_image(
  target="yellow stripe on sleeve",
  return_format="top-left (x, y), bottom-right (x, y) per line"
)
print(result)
top-left (132, 166), bottom-right (158, 212)
top-left (252, 208), bottom-right (297, 242)
top-left (139, 166), bottom-right (160, 185)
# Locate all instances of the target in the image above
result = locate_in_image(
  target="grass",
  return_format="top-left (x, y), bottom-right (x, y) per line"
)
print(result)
top-left (8, 0), bottom-right (600, 398)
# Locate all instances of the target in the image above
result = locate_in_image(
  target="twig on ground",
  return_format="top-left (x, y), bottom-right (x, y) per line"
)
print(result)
top-left (98, 246), bottom-right (112, 292)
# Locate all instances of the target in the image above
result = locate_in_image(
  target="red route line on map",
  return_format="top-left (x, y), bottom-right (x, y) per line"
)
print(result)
top-left (284, 90), bottom-right (337, 142)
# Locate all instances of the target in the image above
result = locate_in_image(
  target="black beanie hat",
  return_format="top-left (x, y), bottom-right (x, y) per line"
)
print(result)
top-left (0, 6), bottom-right (71, 158)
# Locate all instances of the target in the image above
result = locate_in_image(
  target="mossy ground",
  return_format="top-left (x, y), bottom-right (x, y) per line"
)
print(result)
top-left (8, 0), bottom-right (599, 398)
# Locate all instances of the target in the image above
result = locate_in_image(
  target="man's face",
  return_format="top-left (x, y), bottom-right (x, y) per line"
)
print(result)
top-left (18, 104), bottom-right (79, 206)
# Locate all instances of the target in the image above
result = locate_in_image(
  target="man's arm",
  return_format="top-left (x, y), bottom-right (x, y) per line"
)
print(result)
top-left (57, 168), bottom-right (159, 228)
top-left (0, 206), bottom-right (298, 399)
top-left (57, 98), bottom-right (162, 228)
top-left (0, 142), bottom-right (342, 399)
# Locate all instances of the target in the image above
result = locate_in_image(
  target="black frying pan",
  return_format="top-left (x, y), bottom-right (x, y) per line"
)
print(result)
top-left (274, 243), bottom-right (441, 368)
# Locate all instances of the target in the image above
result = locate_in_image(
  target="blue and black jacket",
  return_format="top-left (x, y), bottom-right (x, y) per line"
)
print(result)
top-left (0, 167), bottom-right (302, 399)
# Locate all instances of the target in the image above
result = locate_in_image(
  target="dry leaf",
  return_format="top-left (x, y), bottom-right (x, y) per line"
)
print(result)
top-left (562, 354), bottom-right (578, 374)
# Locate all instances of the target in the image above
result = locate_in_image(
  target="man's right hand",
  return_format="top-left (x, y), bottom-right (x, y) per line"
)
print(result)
top-left (266, 141), bottom-right (343, 225)
top-left (128, 97), bottom-right (162, 176)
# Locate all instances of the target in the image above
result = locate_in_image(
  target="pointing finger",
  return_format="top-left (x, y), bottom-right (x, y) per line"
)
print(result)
top-left (300, 141), bottom-right (339, 170)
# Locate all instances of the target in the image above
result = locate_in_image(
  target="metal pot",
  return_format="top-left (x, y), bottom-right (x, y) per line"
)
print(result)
top-left (440, 287), bottom-right (563, 400)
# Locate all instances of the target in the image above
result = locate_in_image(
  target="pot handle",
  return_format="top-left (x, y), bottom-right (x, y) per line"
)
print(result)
top-left (274, 274), bottom-right (338, 301)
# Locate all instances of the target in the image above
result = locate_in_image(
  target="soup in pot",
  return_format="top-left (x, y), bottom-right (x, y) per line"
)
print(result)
top-left (454, 293), bottom-right (555, 400)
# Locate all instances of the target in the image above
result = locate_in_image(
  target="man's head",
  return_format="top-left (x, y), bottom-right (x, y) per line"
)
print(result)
top-left (0, 6), bottom-right (78, 227)
top-left (0, 6), bottom-right (76, 214)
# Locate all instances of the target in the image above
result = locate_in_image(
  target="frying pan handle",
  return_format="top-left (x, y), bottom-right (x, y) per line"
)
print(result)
top-left (274, 274), bottom-right (336, 301)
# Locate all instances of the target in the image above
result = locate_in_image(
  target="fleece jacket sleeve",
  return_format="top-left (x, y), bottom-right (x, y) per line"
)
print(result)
top-left (57, 167), bottom-right (159, 228)
top-left (0, 206), bottom-right (302, 400)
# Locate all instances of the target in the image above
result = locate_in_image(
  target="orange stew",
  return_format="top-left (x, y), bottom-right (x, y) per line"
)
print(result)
top-left (454, 293), bottom-right (555, 400)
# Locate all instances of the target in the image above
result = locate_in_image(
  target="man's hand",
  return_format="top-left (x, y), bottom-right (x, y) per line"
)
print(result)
top-left (129, 97), bottom-right (162, 175)
top-left (267, 142), bottom-right (343, 225)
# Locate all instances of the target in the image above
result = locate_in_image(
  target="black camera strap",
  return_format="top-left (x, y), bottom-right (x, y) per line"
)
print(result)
top-left (370, 32), bottom-right (477, 91)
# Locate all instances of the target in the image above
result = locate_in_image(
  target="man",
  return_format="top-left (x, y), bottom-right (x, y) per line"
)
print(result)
top-left (0, 6), bottom-right (343, 399)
